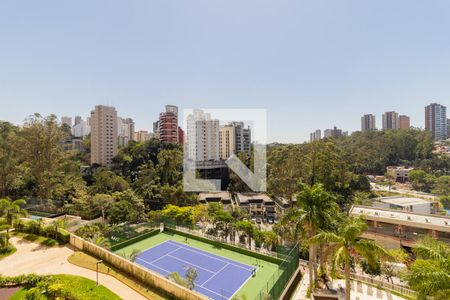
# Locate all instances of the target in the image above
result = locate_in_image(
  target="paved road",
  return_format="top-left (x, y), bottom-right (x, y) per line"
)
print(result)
top-left (0, 237), bottom-right (146, 300)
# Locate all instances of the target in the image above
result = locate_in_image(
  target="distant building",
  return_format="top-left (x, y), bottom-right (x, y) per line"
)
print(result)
top-left (371, 196), bottom-right (439, 214)
top-left (361, 114), bottom-right (376, 131)
top-left (235, 193), bottom-right (277, 221)
top-left (324, 126), bottom-right (344, 138)
top-left (198, 191), bottom-right (232, 208)
top-left (61, 116), bottom-right (72, 127)
top-left (74, 116), bottom-right (82, 126)
top-left (186, 109), bottom-right (220, 162)
top-left (386, 166), bottom-right (414, 183)
top-left (448, 119), bottom-right (450, 139)
top-left (350, 205), bottom-right (450, 249)
top-left (72, 118), bottom-right (90, 138)
top-left (90, 105), bottom-right (118, 167)
top-left (158, 105), bottom-right (182, 143)
top-left (133, 130), bottom-right (153, 143)
top-left (382, 111), bottom-right (399, 130)
top-left (310, 129), bottom-right (321, 142)
top-left (398, 115), bottom-right (411, 130)
top-left (117, 117), bottom-right (135, 146)
top-left (219, 122), bottom-right (251, 160)
top-left (425, 103), bottom-right (448, 141)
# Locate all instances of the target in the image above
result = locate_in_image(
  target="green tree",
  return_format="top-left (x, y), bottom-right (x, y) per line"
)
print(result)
top-left (18, 114), bottom-right (67, 202)
top-left (432, 175), bottom-right (450, 196)
top-left (403, 236), bottom-right (450, 300)
top-left (108, 190), bottom-right (146, 224)
top-left (409, 170), bottom-right (436, 192)
top-left (91, 194), bottom-right (114, 222)
top-left (89, 169), bottom-right (130, 195)
top-left (87, 234), bottom-right (111, 249)
top-left (0, 122), bottom-right (23, 198)
top-left (280, 183), bottom-right (338, 288)
top-left (0, 198), bottom-right (27, 236)
top-left (311, 217), bottom-right (389, 300)
top-left (235, 220), bottom-right (254, 247)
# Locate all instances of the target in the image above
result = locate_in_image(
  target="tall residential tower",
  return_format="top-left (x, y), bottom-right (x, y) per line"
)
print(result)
top-left (425, 103), bottom-right (448, 141)
top-left (90, 105), bottom-right (118, 167)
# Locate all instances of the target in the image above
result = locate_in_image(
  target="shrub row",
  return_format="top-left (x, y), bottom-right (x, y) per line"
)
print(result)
top-left (164, 228), bottom-right (283, 265)
top-left (13, 220), bottom-right (70, 244)
top-left (111, 229), bottom-right (160, 252)
top-left (0, 274), bottom-right (49, 288)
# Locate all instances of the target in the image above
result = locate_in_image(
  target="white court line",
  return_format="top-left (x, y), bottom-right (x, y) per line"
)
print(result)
top-left (166, 240), bottom-right (255, 272)
top-left (148, 246), bottom-right (181, 264)
top-left (200, 263), bottom-right (229, 288)
top-left (166, 254), bottom-right (216, 274)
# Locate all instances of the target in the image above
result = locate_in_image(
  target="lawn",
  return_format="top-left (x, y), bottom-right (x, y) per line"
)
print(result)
top-left (68, 251), bottom-right (171, 300)
top-left (12, 232), bottom-right (59, 247)
top-left (114, 231), bottom-right (281, 300)
top-left (0, 245), bottom-right (17, 260)
top-left (9, 274), bottom-right (121, 300)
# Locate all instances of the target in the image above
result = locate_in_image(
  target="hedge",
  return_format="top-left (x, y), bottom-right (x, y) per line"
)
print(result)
top-left (164, 228), bottom-right (283, 265)
top-left (110, 229), bottom-right (160, 252)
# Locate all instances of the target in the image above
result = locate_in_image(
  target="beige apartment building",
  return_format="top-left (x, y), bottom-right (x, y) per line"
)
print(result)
top-left (90, 105), bottom-right (118, 167)
top-left (219, 125), bottom-right (236, 160)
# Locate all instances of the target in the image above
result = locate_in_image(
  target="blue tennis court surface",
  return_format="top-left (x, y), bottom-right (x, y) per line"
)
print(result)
top-left (135, 240), bottom-right (256, 299)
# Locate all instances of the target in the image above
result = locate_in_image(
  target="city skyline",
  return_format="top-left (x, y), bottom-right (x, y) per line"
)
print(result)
top-left (2, 1), bottom-right (450, 142)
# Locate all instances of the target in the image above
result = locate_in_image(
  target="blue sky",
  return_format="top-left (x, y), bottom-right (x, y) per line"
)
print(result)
top-left (0, 1), bottom-right (449, 142)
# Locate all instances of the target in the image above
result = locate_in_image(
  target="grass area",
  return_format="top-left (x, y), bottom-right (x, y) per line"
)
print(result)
top-left (8, 288), bottom-right (27, 300)
top-left (115, 231), bottom-right (281, 299)
top-left (68, 251), bottom-right (170, 300)
top-left (9, 274), bottom-right (121, 300)
top-left (0, 245), bottom-right (17, 260)
top-left (12, 232), bottom-right (59, 247)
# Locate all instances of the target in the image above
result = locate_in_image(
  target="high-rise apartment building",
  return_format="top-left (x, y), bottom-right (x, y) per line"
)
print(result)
top-left (219, 122), bottom-right (251, 160)
top-left (361, 114), bottom-right (376, 131)
top-left (158, 105), bottom-right (183, 143)
top-left (72, 117), bottom-right (91, 138)
top-left (74, 116), bottom-right (82, 126)
top-left (324, 126), bottom-right (344, 138)
top-left (425, 103), bottom-right (448, 141)
top-left (133, 130), bottom-right (154, 143)
top-left (447, 119), bottom-right (450, 139)
top-left (219, 125), bottom-right (235, 160)
top-left (90, 105), bottom-right (118, 167)
top-left (117, 117), bottom-right (135, 146)
top-left (310, 129), bottom-right (321, 142)
top-left (398, 115), bottom-right (410, 130)
top-left (382, 111), bottom-right (399, 130)
top-left (61, 116), bottom-right (72, 127)
top-left (186, 109), bottom-right (220, 162)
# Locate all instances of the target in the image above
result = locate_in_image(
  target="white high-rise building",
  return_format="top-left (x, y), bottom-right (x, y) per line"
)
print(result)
top-left (117, 117), bottom-right (135, 146)
top-left (72, 118), bottom-right (91, 138)
top-left (186, 109), bottom-right (220, 162)
top-left (90, 105), bottom-right (118, 167)
top-left (310, 129), bottom-right (321, 142)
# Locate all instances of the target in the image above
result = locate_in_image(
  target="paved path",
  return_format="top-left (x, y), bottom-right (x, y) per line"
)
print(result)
top-left (0, 237), bottom-right (146, 300)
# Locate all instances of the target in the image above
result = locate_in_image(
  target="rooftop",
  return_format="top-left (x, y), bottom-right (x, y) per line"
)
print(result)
top-left (350, 205), bottom-right (450, 232)
top-left (236, 193), bottom-right (273, 204)
top-left (376, 196), bottom-right (434, 207)
top-left (198, 191), bottom-right (231, 201)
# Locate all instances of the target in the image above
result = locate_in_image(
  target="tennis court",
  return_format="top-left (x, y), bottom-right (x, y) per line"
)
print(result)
top-left (135, 240), bottom-right (256, 299)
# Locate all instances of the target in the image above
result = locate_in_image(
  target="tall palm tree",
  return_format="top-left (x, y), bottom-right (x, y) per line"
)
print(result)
top-left (403, 236), bottom-right (450, 300)
top-left (0, 198), bottom-right (27, 237)
top-left (311, 217), bottom-right (389, 300)
top-left (280, 183), bottom-right (338, 289)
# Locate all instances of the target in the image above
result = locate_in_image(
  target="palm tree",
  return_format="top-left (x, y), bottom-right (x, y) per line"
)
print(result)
top-left (88, 234), bottom-right (111, 249)
top-left (403, 236), bottom-right (450, 300)
top-left (311, 217), bottom-right (389, 300)
top-left (0, 198), bottom-right (27, 237)
top-left (280, 183), bottom-right (338, 289)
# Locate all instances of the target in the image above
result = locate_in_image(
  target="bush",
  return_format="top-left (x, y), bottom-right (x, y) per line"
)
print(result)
top-left (0, 274), bottom-right (48, 288)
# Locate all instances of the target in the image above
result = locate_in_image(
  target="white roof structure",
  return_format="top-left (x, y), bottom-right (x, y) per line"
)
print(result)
top-left (350, 205), bottom-right (450, 232)
top-left (377, 197), bottom-right (433, 207)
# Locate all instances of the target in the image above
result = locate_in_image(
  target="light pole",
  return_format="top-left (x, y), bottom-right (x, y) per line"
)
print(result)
top-left (96, 260), bottom-right (103, 286)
